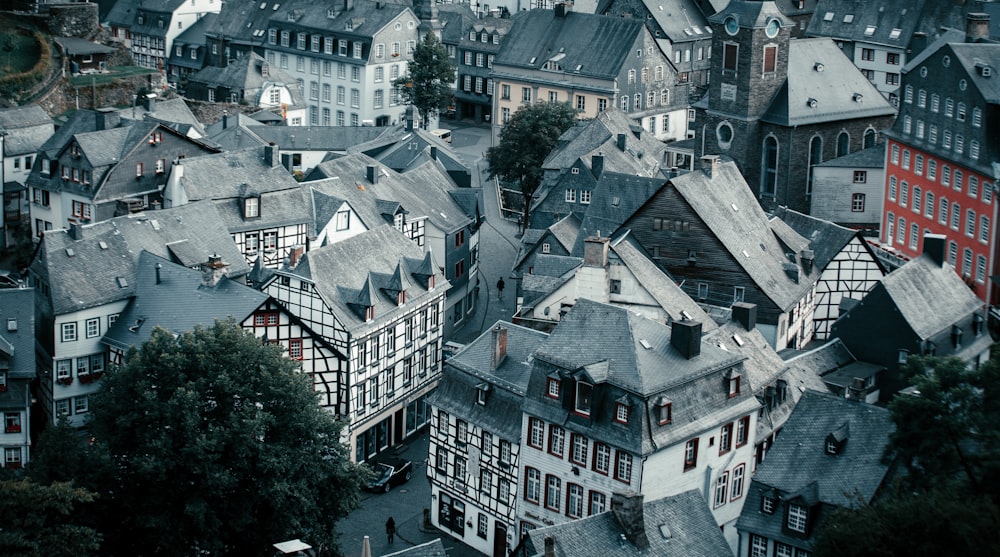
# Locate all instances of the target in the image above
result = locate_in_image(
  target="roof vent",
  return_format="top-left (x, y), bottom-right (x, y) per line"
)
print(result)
top-left (807, 98), bottom-right (818, 108)
top-left (639, 339), bottom-right (652, 350)
top-left (853, 93), bottom-right (863, 103)
top-left (814, 62), bottom-right (824, 72)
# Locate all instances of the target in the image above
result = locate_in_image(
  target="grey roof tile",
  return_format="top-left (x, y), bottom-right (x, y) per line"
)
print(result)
top-left (879, 254), bottom-right (984, 339)
top-left (0, 288), bottom-right (36, 382)
top-left (379, 538), bottom-right (446, 557)
top-left (813, 143), bottom-right (885, 168)
top-left (771, 207), bottom-right (863, 271)
top-left (0, 105), bottom-right (54, 157)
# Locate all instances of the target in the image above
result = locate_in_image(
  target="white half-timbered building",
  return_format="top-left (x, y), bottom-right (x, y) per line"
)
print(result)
top-left (162, 144), bottom-right (312, 269)
top-left (772, 208), bottom-right (886, 340)
top-left (428, 323), bottom-right (548, 557)
top-left (264, 225), bottom-right (449, 461)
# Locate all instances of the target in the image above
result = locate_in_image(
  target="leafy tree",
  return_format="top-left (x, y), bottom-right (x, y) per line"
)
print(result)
top-left (392, 31), bottom-right (456, 128)
top-left (485, 102), bottom-right (579, 229)
top-left (0, 478), bottom-right (101, 557)
top-left (88, 319), bottom-right (368, 556)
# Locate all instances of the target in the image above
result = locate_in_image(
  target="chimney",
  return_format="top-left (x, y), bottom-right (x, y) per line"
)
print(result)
top-left (554, 1), bottom-right (572, 17)
top-left (201, 254), bottom-right (229, 287)
top-left (222, 110), bottom-right (229, 129)
top-left (491, 324), bottom-right (508, 370)
top-left (800, 249), bottom-right (814, 274)
top-left (922, 233), bottom-right (947, 267)
top-left (69, 222), bottom-right (84, 241)
top-left (264, 142), bottom-right (280, 167)
top-left (143, 94), bottom-right (156, 113)
top-left (404, 105), bottom-right (415, 132)
top-left (95, 107), bottom-right (120, 131)
top-left (344, 0), bottom-right (354, 11)
top-left (611, 491), bottom-right (649, 551)
top-left (155, 263), bottom-right (162, 285)
top-left (783, 262), bottom-right (799, 283)
top-left (701, 154), bottom-right (720, 178)
top-left (967, 12), bottom-right (990, 43)
top-left (591, 152), bottom-right (605, 179)
top-left (366, 165), bottom-right (379, 184)
top-left (670, 319), bottom-right (702, 359)
top-left (543, 537), bottom-right (555, 557)
top-left (732, 302), bottom-right (757, 331)
top-left (430, 145), bottom-right (438, 160)
top-left (583, 234), bottom-right (609, 268)
top-left (910, 32), bottom-right (928, 56)
top-left (289, 245), bottom-right (305, 269)
top-left (617, 133), bottom-right (627, 151)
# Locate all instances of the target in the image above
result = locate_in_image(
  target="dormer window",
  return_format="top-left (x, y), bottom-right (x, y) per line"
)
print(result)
top-left (655, 397), bottom-right (672, 425)
top-left (364, 305), bottom-right (374, 322)
top-left (7, 317), bottom-right (17, 332)
top-left (951, 325), bottom-right (963, 348)
top-left (245, 197), bottom-right (260, 218)
top-left (973, 314), bottom-right (984, 336)
top-left (897, 349), bottom-right (909, 364)
top-left (762, 494), bottom-right (776, 514)
top-left (394, 212), bottom-right (403, 231)
top-left (476, 382), bottom-right (490, 406)
top-left (546, 375), bottom-right (560, 399)
top-left (427, 275), bottom-right (435, 290)
top-left (825, 439), bottom-right (838, 454)
top-left (614, 398), bottom-right (630, 424)
top-left (574, 380), bottom-right (593, 416)
top-left (826, 422), bottom-right (849, 455)
top-left (726, 369), bottom-right (741, 398)
top-left (787, 504), bottom-right (808, 533)
top-left (396, 291), bottom-right (405, 306)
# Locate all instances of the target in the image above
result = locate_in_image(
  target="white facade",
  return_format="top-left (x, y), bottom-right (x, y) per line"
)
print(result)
top-left (810, 160), bottom-right (886, 226)
top-left (851, 42), bottom-right (905, 103)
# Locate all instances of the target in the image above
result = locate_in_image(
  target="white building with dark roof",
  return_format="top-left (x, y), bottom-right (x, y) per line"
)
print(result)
top-left (0, 105), bottom-right (54, 249)
top-left (0, 288), bottom-right (35, 469)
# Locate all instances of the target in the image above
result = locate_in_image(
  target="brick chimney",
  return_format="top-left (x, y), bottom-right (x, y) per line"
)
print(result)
top-left (288, 245), bottom-right (305, 269)
top-left (732, 302), bottom-right (757, 331)
top-left (611, 491), bottom-right (649, 551)
top-left (201, 254), bottom-right (229, 287)
top-left (491, 324), bottom-right (508, 370)
top-left (583, 234), bottom-right (609, 268)
top-left (701, 154), bottom-right (720, 179)
top-left (923, 233), bottom-right (947, 267)
top-left (591, 152), bottom-right (605, 179)
top-left (967, 12), bottom-right (990, 43)
top-left (670, 319), bottom-right (702, 359)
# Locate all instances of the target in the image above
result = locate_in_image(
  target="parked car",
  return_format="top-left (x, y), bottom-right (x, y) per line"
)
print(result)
top-left (366, 457), bottom-right (413, 493)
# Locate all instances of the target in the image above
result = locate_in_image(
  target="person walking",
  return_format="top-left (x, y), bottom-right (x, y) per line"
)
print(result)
top-left (386, 516), bottom-right (396, 544)
top-left (497, 277), bottom-right (505, 301)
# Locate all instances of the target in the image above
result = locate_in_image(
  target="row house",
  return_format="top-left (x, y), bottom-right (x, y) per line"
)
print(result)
top-left (184, 54), bottom-right (308, 125)
top-left (832, 235), bottom-right (991, 400)
top-left (692, 0), bottom-right (895, 214)
top-left (0, 288), bottom-right (35, 469)
top-left (491, 4), bottom-right (689, 142)
top-left (162, 144), bottom-right (312, 268)
top-left (106, 0), bottom-right (223, 71)
top-left (28, 201), bottom-right (250, 426)
top-left (101, 251), bottom-right (340, 408)
top-left (202, 0), bottom-right (286, 66)
top-left (513, 213), bottom-right (580, 279)
top-left (878, 27), bottom-right (1000, 304)
top-left (307, 153), bottom-right (481, 339)
top-left (429, 323), bottom-right (548, 557)
top-left (446, 9), bottom-right (512, 124)
top-left (263, 0), bottom-right (421, 127)
top-left (736, 390), bottom-right (894, 557)
top-left (621, 156), bottom-right (821, 351)
top-left (354, 122), bottom-right (473, 188)
top-left (164, 11), bottom-right (217, 86)
top-left (25, 109), bottom-right (218, 237)
top-left (263, 225), bottom-right (449, 461)
top-left (0, 105), bottom-right (53, 249)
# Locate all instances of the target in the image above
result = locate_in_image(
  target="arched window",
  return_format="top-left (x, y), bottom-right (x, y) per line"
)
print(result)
top-left (761, 136), bottom-right (778, 196)
top-left (863, 129), bottom-right (876, 148)
top-left (837, 131), bottom-right (850, 157)
top-left (807, 136), bottom-right (822, 195)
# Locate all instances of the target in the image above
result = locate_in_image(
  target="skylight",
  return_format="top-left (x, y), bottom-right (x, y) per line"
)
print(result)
top-left (823, 12), bottom-right (834, 21)
top-left (865, 25), bottom-right (876, 36)
top-left (843, 14), bottom-right (854, 23)
top-left (889, 28), bottom-right (902, 40)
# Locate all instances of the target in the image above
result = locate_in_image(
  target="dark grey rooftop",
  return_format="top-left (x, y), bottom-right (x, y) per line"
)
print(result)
top-left (813, 143), bottom-right (885, 168)
top-left (0, 105), bottom-right (53, 156)
top-left (771, 207), bottom-right (869, 272)
top-left (949, 43), bottom-right (1000, 104)
top-left (379, 538), bottom-right (446, 557)
top-left (177, 146), bottom-right (302, 200)
top-left (55, 36), bottom-right (116, 56)
top-left (0, 288), bottom-right (36, 384)
top-left (542, 109), bottom-right (672, 177)
top-left (880, 254), bottom-right (985, 339)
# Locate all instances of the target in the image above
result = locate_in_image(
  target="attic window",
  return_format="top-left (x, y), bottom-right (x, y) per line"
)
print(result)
top-left (843, 14), bottom-right (853, 23)
top-left (889, 28), bottom-right (902, 40)
top-left (614, 397), bottom-right (630, 424)
top-left (725, 369), bottom-right (741, 398)
top-left (973, 314), bottom-right (984, 336)
top-left (762, 494), bottom-right (776, 514)
top-left (732, 333), bottom-right (744, 347)
top-left (245, 197), bottom-right (260, 218)
top-left (951, 325), bottom-right (963, 348)
top-left (117, 277), bottom-right (128, 288)
top-left (476, 382), bottom-right (490, 406)
top-left (825, 439), bottom-right (838, 454)
top-left (822, 12), bottom-right (833, 21)
top-left (655, 397), bottom-right (672, 425)
top-left (574, 380), bottom-right (593, 416)
top-left (365, 305), bottom-right (374, 322)
top-left (546, 375), bottom-right (561, 398)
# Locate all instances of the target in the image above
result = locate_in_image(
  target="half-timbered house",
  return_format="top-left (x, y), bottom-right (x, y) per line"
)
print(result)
top-left (263, 225), bottom-right (449, 461)
top-left (162, 144), bottom-right (312, 268)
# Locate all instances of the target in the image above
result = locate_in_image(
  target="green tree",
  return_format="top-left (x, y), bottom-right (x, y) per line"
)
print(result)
top-left (392, 31), bottom-right (455, 128)
top-left (485, 101), bottom-right (579, 229)
top-left (0, 478), bottom-right (101, 557)
top-left (89, 319), bottom-right (368, 556)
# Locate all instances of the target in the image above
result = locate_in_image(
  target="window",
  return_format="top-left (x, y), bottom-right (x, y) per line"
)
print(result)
top-left (594, 443), bottom-right (611, 475)
top-left (477, 513), bottom-right (488, 539)
top-left (575, 381), bottom-right (593, 415)
top-left (928, 160), bottom-right (937, 181)
top-left (564, 189), bottom-right (576, 203)
top-left (61, 322), bottom-right (77, 342)
top-left (889, 176), bottom-right (897, 201)
top-left (683, 438), bottom-right (698, 471)
top-left (85, 317), bottom-right (100, 338)
top-left (522, 87), bottom-right (531, 103)
top-left (909, 223), bottom-right (918, 249)
top-left (967, 209), bottom-right (976, 237)
top-left (615, 452), bottom-right (632, 483)
top-left (853, 170), bottom-right (867, 183)
top-left (5, 447), bottom-right (22, 468)
top-left (963, 248), bottom-right (973, 278)
top-left (570, 434), bottom-right (588, 465)
top-left (852, 193), bottom-right (865, 212)
top-left (977, 255), bottom-right (987, 283)
top-left (545, 475), bottom-right (561, 511)
top-left (970, 176), bottom-right (980, 198)
top-left (525, 467), bottom-right (540, 503)
top-left (940, 198), bottom-right (949, 225)
top-left (548, 425), bottom-right (565, 457)
top-left (288, 338), bottom-right (303, 360)
top-left (952, 204), bottom-right (961, 230)
top-left (546, 377), bottom-right (560, 398)
top-left (913, 187), bottom-right (922, 213)
top-left (74, 395), bottom-right (89, 414)
top-left (719, 423), bottom-right (733, 454)
top-left (580, 190), bottom-right (591, 204)
top-left (955, 170), bottom-right (963, 192)
top-left (981, 216), bottom-right (990, 243)
top-left (589, 491), bottom-right (607, 516)
top-left (788, 504), bottom-right (808, 532)
top-left (763, 45), bottom-right (776, 73)
top-left (891, 144), bottom-right (899, 165)
top-left (902, 150), bottom-right (910, 170)
top-left (731, 464), bottom-right (745, 500)
top-left (861, 48), bottom-right (874, 61)
top-left (925, 192), bottom-right (934, 218)
top-left (714, 471), bottom-right (729, 507)
top-left (55, 399), bottom-right (70, 417)
top-left (761, 136), bottom-right (778, 195)
top-left (750, 534), bottom-right (768, 557)
top-left (615, 402), bottom-right (629, 424)
top-left (901, 181), bottom-right (908, 207)
top-left (567, 484), bottom-right (584, 518)
top-left (528, 418), bottom-right (544, 449)
top-left (244, 197), bottom-right (259, 219)
top-left (723, 43), bottom-right (738, 72)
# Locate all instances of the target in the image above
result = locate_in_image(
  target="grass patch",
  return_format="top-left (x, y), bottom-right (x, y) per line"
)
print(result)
top-left (69, 66), bottom-right (159, 87)
top-left (0, 20), bottom-right (42, 76)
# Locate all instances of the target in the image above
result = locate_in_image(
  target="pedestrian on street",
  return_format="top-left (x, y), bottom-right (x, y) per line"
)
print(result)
top-left (386, 516), bottom-right (396, 544)
top-left (497, 277), bottom-right (505, 301)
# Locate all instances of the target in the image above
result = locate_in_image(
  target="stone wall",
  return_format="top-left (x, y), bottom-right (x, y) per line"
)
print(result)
top-left (46, 3), bottom-right (100, 39)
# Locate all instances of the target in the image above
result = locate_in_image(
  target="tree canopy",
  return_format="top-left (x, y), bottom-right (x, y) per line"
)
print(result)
top-left (0, 479), bottom-right (101, 557)
top-left (393, 31), bottom-right (455, 128)
top-left (88, 319), bottom-right (367, 556)
top-left (485, 101), bottom-right (579, 229)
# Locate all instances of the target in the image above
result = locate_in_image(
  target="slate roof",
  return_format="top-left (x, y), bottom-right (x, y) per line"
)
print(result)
top-left (187, 53), bottom-right (301, 100)
top-left (177, 146), bottom-right (302, 200)
top-left (902, 28), bottom-right (967, 70)
top-left (0, 105), bottom-right (53, 157)
top-left (103, 251), bottom-right (268, 350)
top-left (355, 127), bottom-right (469, 178)
top-left (542, 109), bottom-right (671, 177)
top-left (879, 254), bottom-right (985, 339)
top-left (120, 98), bottom-right (207, 138)
top-left (707, 0), bottom-right (792, 29)
top-left (31, 201), bottom-right (250, 315)
top-left (493, 9), bottom-right (646, 81)
top-left (288, 225), bottom-right (449, 337)
top-left (309, 153), bottom-right (473, 236)
top-left (761, 38), bottom-right (896, 126)
top-left (210, 124), bottom-right (393, 154)
top-left (0, 288), bottom-right (36, 382)
top-left (270, 0), bottom-right (414, 44)
top-left (739, 389), bottom-right (893, 514)
top-left (203, 0), bottom-right (281, 45)
top-left (379, 538), bottom-right (446, 557)
top-left (813, 143), bottom-right (885, 168)
top-left (806, 0), bottom-right (927, 47)
top-left (570, 172), bottom-right (666, 256)
top-left (521, 490), bottom-right (732, 557)
top-left (771, 207), bottom-right (868, 272)
top-left (949, 43), bottom-right (1000, 104)
top-left (514, 213), bottom-right (581, 270)
top-left (216, 187), bottom-right (314, 234)
top-left (670, 161), bottom-right (819, 311)
top-left (433, 322), bottom-right (547, 441)
top-left (55, 36), bottom-right (116, 56)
